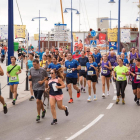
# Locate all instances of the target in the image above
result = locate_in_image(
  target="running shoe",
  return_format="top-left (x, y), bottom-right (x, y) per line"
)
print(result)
top-left (107, 91), bottom-right (110, 96)
top-left (65, 106), bottom-right (69, 116)
top-left (116, 98), bottom-right (120, 104)
top-left (51, 119), bottom-right (57, 125)
top-left (77, 90), bottom-right (81, 98)
top-left (12, 100), bottom-right (16, 105)
top-left (134, 95), bottom-right (137, 102)
top-left (102, 93), bottom-right (105, 98)
top-left (36, 115), bottom-right (40, 122)
top-left (136, 100), bottom-right (140, 106)
top-left (122, 99), bottom-right (125, 105)
top-left (3, 104), bottom-right (8, 114)
top-left (29, 96), bottom-right (34, 101)
top-left (93, 95), bottom-right (97, 101)
top-left (42, 109), bottom-right (46, 118)
top-left (68, 98), bottom-right (73, 103)
top-left (83, 88), bottom-right (86, 93)
top-left (87, 96), bottom-right (92, 102)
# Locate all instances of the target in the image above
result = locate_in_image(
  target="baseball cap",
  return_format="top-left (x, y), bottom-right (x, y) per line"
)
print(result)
top-left (75, 50), bottom-right (79, 53)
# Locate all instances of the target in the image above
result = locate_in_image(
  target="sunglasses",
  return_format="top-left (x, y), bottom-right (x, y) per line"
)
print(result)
top-left (50, 73), bottom-right (54, 74)
top-left (86, 51), bottom-right (90, 52)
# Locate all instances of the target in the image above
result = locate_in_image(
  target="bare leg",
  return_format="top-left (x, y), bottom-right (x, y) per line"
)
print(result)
top-left (106, 77), bottom-right (110, 91)
top-left (29, 81), bottom-right (34, 96)
top-left (13, 84), bottom-right (18, 99)
top-left (92, 82), bottom-right (96, 94)
top-left (87, 80), bottom-right (91, 96)
top-left (57, 100), bottom-right (66, 110)
top-left (50, 97), bottom-right (57, 119)
top-left (102, 76), bottom-right (105, 93)
top-left (84, 77), bottom-right (86, 88)
top-left (80, 76), bottom-right (83, 87)
top-left (73, 85), bottom-right (79, 92)
top-left (0, 96), bottom-right (5, 105)
top-left (67, 84), bottom-right (72, 98)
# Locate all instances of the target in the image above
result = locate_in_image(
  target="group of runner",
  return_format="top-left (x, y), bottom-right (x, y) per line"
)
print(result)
top-left (1, 45), bottom-right (140, 125)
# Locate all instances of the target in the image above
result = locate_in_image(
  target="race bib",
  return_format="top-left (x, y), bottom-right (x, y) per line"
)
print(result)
top-left (103, 70), bottom-right (107, 74)
top-left (136, 75), bottom-right (140, 80)
top-left (11, 76), bottom-right (17, 81)
top-left (81, 66), bottom-right (86, 71)
top-left (118, 76), bottom-right (123, 81)
top-left (88, 71), bottom-right (93, 75)
top-left (67, 69), bottom-right (72, 73)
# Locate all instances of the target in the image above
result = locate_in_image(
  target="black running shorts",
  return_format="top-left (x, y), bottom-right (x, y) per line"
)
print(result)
top-left (33, 90), bottom-right (44, 100)
top-left (132, 82), bottom-right (140, 90)
top-left (66, 77), bottom-right (77, 85)
top-left (86, 75), bottom-right (97, 82)
top-left (79, 72), bottom-right (87, 78)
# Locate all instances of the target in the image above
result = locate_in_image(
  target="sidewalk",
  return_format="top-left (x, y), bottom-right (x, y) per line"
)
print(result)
top-left (0, 60), bottom-right (31, 111)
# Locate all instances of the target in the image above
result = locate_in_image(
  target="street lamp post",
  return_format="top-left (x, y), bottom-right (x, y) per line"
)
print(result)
top-left (8, 0), bottom-right (14, 65)
top-left (109, 0), bottom-right (121, 54)
top-left (64, 1), bottom-right (80, 53)
top-left (100, 11), bottom-right (118, 29)
top-left (31, 10), bottom-right (48, 52)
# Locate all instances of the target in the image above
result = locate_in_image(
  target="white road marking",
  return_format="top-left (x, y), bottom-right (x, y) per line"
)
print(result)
top-left (113, 96), bottom-right (117, 100)
top-left (106, 103), bottom-right (114, 109)
top-left (67, 114), bottom-right (104, 140)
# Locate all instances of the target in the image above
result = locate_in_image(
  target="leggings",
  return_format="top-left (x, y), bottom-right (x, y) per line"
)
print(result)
top-left (116, 80), bottom-right (127, 98)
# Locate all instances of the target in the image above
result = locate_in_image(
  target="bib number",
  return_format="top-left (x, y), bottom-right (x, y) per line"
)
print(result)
top-left (103, 70), bottom-right (107, 74)
top-left (67, 69), bottom-right (72, 73)
top-left (136, 75), bottom-right (140, 80)
top-left (88, 71), bottom-right (93, 75)
top-left (81, 66), bottom-right (86, 71)
top-left (118, 76), bottom-right (123, 81)
top-left (11, 76), bottom-right (17, 81)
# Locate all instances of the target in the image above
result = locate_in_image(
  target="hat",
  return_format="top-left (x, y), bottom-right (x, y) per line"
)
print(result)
top-left (110, 47), bottom-right (114, 50)
top-left (75, 50), bottom-right (79, 53)
top-left (55, 48), bottom-right (58, 50)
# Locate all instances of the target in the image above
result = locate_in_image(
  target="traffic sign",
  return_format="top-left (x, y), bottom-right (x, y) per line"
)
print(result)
top-left (91, 30), bottom-right (96, 37)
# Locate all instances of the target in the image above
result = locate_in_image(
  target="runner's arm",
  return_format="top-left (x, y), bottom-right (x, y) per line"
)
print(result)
top-left (107, 62), bottom-right (112, 70)
top-left (0, 66), bottom-right (4, 76)
top-left (57, 77), bottom-right (65, 89)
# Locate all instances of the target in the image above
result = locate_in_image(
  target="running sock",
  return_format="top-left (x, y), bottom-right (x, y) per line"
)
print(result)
top-left (13, 99), bottom-right (16, 101)
top-left (3, 104), bottom-right (6, 107)
top-left (70, 98), bottom-right (73, 99)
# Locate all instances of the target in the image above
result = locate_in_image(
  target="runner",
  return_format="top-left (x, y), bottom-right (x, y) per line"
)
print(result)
top-left (37, 49), bottom-right (44, 61)
top-left (120, 53), bottom-right (129, 67)
top-left (0, 65), bottom-right (8, 114)
top-left (85, 47), bottom-right (92, 57)
top-left (40, 55), bottom-right (47, 69)
top-left (43, 49), bottom-right (49, 56)
top-left (135, 48), bottom-right (140, 58)
top-left (130, 58), bottom-right (140, 106)
top-left (1, 47), bottom-right (5, 63)
top-left (101, 54), bottom-right (112, 98)
top-left (119, 48), bottom-right (127, 58)
top-left (65, 53), bottom-right (81, 103)
top-left (48, 69), bottom-right (69, 125)
top-left (29, 59), bottom-right (48, 122)
top-left (26, 53), bottom-right (34, 101)
top-left (113, 58), bottom-right (129, 104)
top-left (72, 50), bottom-right (81, 85)
top-left (78, 51), bottom-right (89, 92)
top-left (86, 55), bottom-right (98, 102)
top-left (54, 48), bottom-right (59, 59)
top-left (129, 47), bottom-right (138, 62)
top-left (48, 56), bottom-right (61, 71)
top-left (17, 46), bottom-right (23, 62)
top-left (93, 48), bottom-right (102, 83)
top-left (7, 56), bottom-right (21, 105)
top-left (58, 50), bottom-right (65, 66)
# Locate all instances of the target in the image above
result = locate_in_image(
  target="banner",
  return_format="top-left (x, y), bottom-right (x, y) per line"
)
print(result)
top-left (99, 33), bottom-right (106, 44)
top-left (0, 25), bottom-right (8, 40)
top-left (107, 29), bottom-right (118, 42)
top-left (15, 25), bottom-right (26, 39)
top-left (121, 29), bottom-right (130, 43)
top-left (109, 42), bottom-right (117, 50)
top-left (34, 34), bottom-right (39, 40)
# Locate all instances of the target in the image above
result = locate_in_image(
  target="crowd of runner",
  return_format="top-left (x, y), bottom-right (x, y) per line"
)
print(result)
top-left (0, 43), bottom-right (140, 125)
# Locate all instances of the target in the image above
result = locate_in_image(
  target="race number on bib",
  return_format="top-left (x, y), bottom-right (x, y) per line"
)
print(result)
top-left (11, 76), bottom-right (17, 81)
top-left (88, 71), bottom-right (93, 75)
top-left (118, 76), bottom-right (123, 81)
top-left (136, 75), bottom-right (140, 80)
top-left (81, 66), bottom-right (86, 71)
top-left (103, 70), bottom-right (107, 74)
top-left (67, 69), bottom-right (72, 73)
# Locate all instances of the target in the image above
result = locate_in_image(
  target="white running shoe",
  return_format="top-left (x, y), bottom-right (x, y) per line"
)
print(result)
top-left (102, 93), bottom-right (105, 98)
top-left (107, 91), bottom-right (110, 96)
top-left (87, 96), bottom-right (92, 102)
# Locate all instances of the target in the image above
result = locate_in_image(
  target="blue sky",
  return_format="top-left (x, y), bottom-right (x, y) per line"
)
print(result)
top-left (0, 0), bottom-right (139, 36)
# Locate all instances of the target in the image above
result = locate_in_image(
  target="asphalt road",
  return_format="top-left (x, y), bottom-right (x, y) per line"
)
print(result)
top-left (0, 79), bottom-right (140, 140)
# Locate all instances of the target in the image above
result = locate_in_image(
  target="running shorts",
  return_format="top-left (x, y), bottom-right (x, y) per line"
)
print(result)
top-left (132, 82), bottom-right (140, 90)
top-left (86, 75), bottom-right (97, 82)
top-left (66, 77), bottom-right (77, 85)
top-left (33, 90), bottom-right (44, 100)
top-left (79, 72), bottom-right (87, 78)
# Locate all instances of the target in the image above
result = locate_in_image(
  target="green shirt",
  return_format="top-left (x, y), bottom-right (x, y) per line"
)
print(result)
top-left (114, 65), bottom-right (128, 81)
top-left (21, 48), bottom-right (25, 51)
top-left (7, 65), bottom-right (21, 82)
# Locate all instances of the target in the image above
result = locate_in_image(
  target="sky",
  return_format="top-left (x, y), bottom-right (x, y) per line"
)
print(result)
top-left (0, 0), bottom-right (139, 36)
